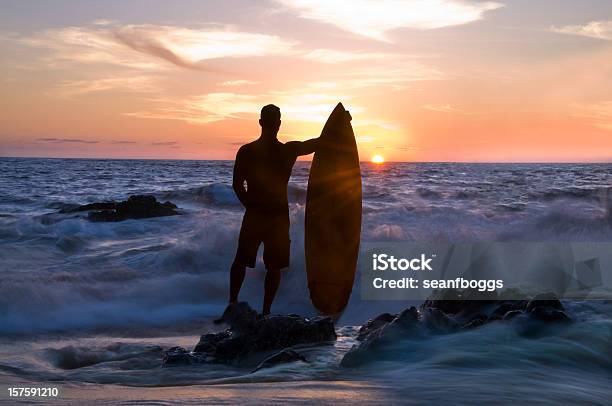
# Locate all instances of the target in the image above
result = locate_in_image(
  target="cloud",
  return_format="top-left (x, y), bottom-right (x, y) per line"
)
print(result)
top-left (151, 141), bottom-right (179, 146)
top-left (126, 89), bottom-right (402, 133)
top-left (126, 91), bottom-right (355, 124)
top-left (342, 61), bottom-right (445, 89)
top-left (110, 140), bottom-right (137, 144)
top-left (422, 103), bottom-right (461, 113)
top-left (221, 79), bottom-right (259, 86)
top-left (21, 23), bottom-right (298, 70)
top-left (56, 76), bottom-right (159, 96)
top-left (421, 103), bottom-right (485, 114)
top-left (275, 0), bottom-right (504, 41)
top-left (302, 49), bottom-right (396, 63)
top-left (551, 21), bottom-right (612, 41)
top-left (36, 138), bottom-right (98, 144)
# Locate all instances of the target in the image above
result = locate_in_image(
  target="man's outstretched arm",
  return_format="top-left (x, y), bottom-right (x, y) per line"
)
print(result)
top-left (232, 148), bottom-right (249, 208)
top-left (286, 137), bottom-right (320, 157)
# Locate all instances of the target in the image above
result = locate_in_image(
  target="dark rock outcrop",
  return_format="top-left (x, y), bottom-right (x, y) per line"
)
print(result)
top-left (342, 291), bottom-right (572, 367)
top-left (163, 346), bottom-right (207, 366)
top-left (163, 302), bottom-right (336, 367)
top-left (60, 195), bottom-right (179, 222)
top-left (356, 312), bottom-right (395, 341)
top-left (526, 292), bottom-right (564, 312)
top-left (252, 349), bottom-right (307, 372)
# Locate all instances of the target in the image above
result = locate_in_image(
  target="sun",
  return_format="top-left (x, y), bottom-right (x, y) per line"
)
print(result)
top-left (371, 154), bottom-right (385, 164)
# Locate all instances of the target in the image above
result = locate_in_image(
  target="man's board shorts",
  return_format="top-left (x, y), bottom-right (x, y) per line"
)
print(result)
top-left (235, 209), bottom-right (290, 269)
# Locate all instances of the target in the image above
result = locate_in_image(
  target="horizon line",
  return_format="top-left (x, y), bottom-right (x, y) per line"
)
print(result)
top-left (1, 155), bottom-right (612, 165)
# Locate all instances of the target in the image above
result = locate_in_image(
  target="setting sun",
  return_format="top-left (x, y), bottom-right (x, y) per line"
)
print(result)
top-left (371, 154), bottom-right (385, 164)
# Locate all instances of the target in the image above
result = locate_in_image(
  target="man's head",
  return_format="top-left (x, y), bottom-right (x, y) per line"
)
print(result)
top-left (259, 104), bottom-right (281, 135)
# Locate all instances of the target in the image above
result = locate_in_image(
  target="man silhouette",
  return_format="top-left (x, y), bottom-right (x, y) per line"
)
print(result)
top-left (229, 104), bottom-right (319, 315)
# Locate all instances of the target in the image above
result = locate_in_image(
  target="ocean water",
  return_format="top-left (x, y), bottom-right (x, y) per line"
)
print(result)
top-left (0, 157), bottom-right (611, 404)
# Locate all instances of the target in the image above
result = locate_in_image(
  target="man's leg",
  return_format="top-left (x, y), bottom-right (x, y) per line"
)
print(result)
top-left (229, 259), bottom-right (246, 304)
top-left (262, 267), bottom-right (281, 315)
top-left (230, 210), bottom-right (258, 305)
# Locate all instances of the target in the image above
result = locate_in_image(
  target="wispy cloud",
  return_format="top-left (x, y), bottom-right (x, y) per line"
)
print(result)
top-left (112, 25), bottom-right (296, 70)
top-left (151, 141), bottom-right (179, 146)
top-left (125, 89), bottom-right (403, 136)
top-left (421, 103), bottom-right (481, 114)
top-left (303, 49), bottom-right (396, 63)
top-left (56, 76), bottom-right (159, 96)
top-left (221, 79), bottom-right (259, 86)
top-left (423, 103), bottom-right (461, 113)
top-left (21, 23), bottom-right (298, 70)
top-left (343, 61), bottom-right (445, 89)
top-left (551, 21), bottom-right (612, 41)
top-left (110, 140), bottom-right (137, 144)
top-left (275, 0), bottom-right (504, 41)
top-left (36, 138), bottom-right (99, 144)
top-left (127, 91), bottom-right (355, 124)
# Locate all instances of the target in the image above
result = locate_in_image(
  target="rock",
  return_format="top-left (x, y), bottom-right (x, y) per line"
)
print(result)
top-left (164, 303), bottom-right (336, 367)
top-left (462, 313), bottom-right (488, 329)
top-left (526, 292), bottom-right (564, 312)
top-left (60, 202), bottom-right (116, 213)
top-left (214, 301), bottom-right (260, 333)
top-left (421, 288), bottom-right (465, 314)
top-left (421, 288), bottom-right (498, 317)
top-left (529, 306), bottom-right (571, 322)
top-left (252, 349), bottom-right (307, 372)
top-left (341, 291), bottom-right (573, 367)
top-left (60, 195), bottom-right (180, 222)
top-left (357, 312), bottom-right (395, 341)
top-left (162, 346), bottom-right (207, 366)
top-left (488, 301), bottom-right (528, 320)
top-left (502, 310), bottom-right (523, 320)
top-left (421, 308), bottom-right (459, 332)
top-left (193, 331), bottom-right (232, 354)
top-left (341, 307), bottom-right (420, 367)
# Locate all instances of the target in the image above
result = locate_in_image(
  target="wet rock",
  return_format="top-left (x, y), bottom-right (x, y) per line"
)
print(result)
top-left (60, 195), bottom-right (180, 222)
top-left (488, 301), bottom-right (528, 320)
top-left (421, 288), bottom-right (465, 314)
top-left (165, 303), bottom-right (336, 366)
top-left (502, 310), bottom-right (523, 320)
top-left (421, 308), bottom-right (459, 332)
top-left (526, 292), bottom-right (564, 312)
top-left (214, 301), bottom-right (260, 333)
top-left (392, 307), bottom-right (420, 329)
top-left (462, 313), bottom-right (488, 329)
top-left (342, 291), bottom-right (573, 367)
top-left (60, 202), bottom-right (116, 213)
top-left (529, 306), bottom-right (571, 322)
top-left (193, 331), bottom-right (232, 353)
top-left (341, 307), bottom-right (420, 367)
top-left (163, 346), bottom-right (194, 365)
top-left (421, 288), bottom-right (498, 317)
top-left (163, 346), bottom-right (209, 365)
top-left (252, 349), bottom-right (307, 372)
top-left (357, 312), bottom-right (395, 341)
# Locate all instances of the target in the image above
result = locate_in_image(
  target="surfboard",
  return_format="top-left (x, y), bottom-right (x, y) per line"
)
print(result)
top-left (305, 102), bottom-right (362, 315)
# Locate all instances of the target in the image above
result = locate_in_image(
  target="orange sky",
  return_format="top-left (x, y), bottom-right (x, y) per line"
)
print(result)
top-left (1, 1), bottom-right (611, 162)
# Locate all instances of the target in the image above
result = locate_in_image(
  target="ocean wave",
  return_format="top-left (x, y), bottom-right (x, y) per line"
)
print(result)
top-left (43, 343), bottom-right (163, 370)
top-left (158, 183), bottom-right (308, 208)
top-left (531, 186), bottom-right (612, 203)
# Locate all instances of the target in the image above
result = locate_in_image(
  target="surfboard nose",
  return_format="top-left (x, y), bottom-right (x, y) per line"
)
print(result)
top-left (330, 102), bottom-right (351, 122)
